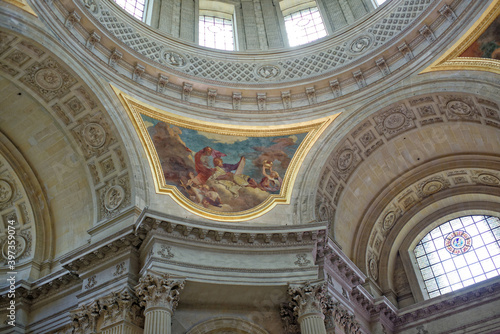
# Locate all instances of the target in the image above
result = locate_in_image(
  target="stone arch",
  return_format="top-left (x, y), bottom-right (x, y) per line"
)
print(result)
top-left (311, 91), bottom-right (500, 257)
top-left (0, 26), bottom-right (138, 270)
top-left (0, 131), bottom-right (52, 279)
top-left (187, 317), bottom-right (270, 334)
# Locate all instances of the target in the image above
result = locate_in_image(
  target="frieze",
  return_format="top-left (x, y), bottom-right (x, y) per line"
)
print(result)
top-left (73, 0), bottom-right (434, 84)
top-left (138, 214), bottom-right (327, 248)
top-left (22, 0), bottom-right (468, 111)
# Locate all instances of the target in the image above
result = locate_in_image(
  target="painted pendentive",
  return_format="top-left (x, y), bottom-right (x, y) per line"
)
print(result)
top-left (115, 88), bottom-right (337, 221)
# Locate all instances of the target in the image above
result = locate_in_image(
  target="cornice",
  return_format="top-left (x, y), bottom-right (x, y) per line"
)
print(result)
top-left (59, 225), bottom-right (143, 273)
top-left (136, 208), bottom-right (329, 248)
top-left (321, 239), bottom-right (367, 288)
top-left (0, 271), bottom-right (81, 307)
top-left (394, 277), bottom-right (500, 329)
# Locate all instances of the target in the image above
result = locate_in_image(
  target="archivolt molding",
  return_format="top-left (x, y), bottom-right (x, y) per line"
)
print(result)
top-left (0, 133), bottom-right (47, 279)
top-left (187, 317), bottom-right (269, 334)
top-left (362, 165), bottom-right (500, 288)
top-left (24, 0), bottom-right (487, 112)
top-left (0, 29), bottom-right (133, 225)
top-left (314, 92), bottom-right (500, 241)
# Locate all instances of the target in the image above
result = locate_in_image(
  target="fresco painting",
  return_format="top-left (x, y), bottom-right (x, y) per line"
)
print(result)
top-left (460, 15), bottom-right (500, 59)
top-left (142, 114), bottom-right (307, 212)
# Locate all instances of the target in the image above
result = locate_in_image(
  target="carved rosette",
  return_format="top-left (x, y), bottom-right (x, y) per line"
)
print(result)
top-left (288, 281), bottom-right (328, 319)
top-left (135, 273), bottom-right (185, 312)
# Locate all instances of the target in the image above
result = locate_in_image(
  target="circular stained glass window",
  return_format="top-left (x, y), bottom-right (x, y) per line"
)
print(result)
top-left (445, 230), bottom-right (472, 254)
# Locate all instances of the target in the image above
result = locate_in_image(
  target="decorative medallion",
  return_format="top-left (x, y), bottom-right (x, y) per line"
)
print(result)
top-left (82, 123), bottom-right (106, 148)
top-left (445, 230), bottom-right (472, 255)
top-left (2, 235), bottom-right (27, 259)
top-left (256, 65), bottom-right (281, 79)
top-left (447, 100), bottom-right (473, 116)
top-left (104, 185), bottom-right (124, 211)
top-left (161, 50), bottom-right (187, 67)
top-left (114, 87), bottom-right (337, 221)
top-left (0, 180), bottom-right (13, 203)
top-left (35, 68), bottom-right (63, 90)
top-left (478, 173), bottom-right (500, 185)
top-left (349, 35), bottom-right (372, 54)
top-left (337, 149), bottom-right (354, 171)
top-left (383, 112), bottom-right (406, 129)
top-left (382, 211), bottom-right (396, 230)
top-left (422, 180), bottom-right (444, 195)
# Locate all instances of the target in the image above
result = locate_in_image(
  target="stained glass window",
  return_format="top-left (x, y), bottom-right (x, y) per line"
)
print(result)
top-left (414, 215), bottom-right (500, 298)
top-left (199, 15), bottom-right (234, 51)
top-left (113, 0), bottom-right (146, 21)
top-left (284, 7), bottom-right (327, 47)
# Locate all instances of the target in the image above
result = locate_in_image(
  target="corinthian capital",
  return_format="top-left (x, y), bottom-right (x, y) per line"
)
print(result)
top-left (99, 288), bottom-right (144, 328)
top-left (135, 273), bottom-right (185, 312)
top-left (288, 281), bottom-right (328, 318)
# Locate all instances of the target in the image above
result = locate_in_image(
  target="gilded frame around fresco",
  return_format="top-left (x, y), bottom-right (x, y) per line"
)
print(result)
top-left (421, 0), bottom-right (500, 75)
top-left (113, 86), bottom-right (338, 221)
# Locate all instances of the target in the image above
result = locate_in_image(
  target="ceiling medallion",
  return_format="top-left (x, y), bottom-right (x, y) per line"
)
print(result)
top-left (114, 86), bottom-right (338, 221)
top-left (445, 230), bottom-right (472, 255)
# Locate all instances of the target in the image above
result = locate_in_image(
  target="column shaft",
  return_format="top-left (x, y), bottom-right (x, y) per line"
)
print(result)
top-left (299, 314), bottom-right (327, 334)
top-left (144, 309), bottom-right (172, 334)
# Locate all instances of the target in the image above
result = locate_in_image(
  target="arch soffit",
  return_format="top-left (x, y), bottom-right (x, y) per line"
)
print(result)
top-left (0, 29), bottom-right (135, 240)
top-left (312, 91), bottom-right (500, 254)
top-left (187, 317), bottom-right (270, 334)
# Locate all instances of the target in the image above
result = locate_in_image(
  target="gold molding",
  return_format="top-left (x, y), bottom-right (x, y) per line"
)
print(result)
top-left (420, 0), bottom-right (500, 74)
top-left (113, 86), bottom-right (339, 222)
top-left (1, 0), bottom-right (38, 17)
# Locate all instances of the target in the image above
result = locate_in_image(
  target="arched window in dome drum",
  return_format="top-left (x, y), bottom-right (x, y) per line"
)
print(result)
top-left (113, 0), bottom-right (148, 21)
top-left (280, 0), bottom-right (327, 47)
top-left (413, 215), bottom-right (500, 298)
top-left (198, 0), bottom-right (236, 51)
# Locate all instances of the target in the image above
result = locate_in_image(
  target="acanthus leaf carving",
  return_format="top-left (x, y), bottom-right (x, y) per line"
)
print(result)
top-left (135, 273), bottom-right (185, 311)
